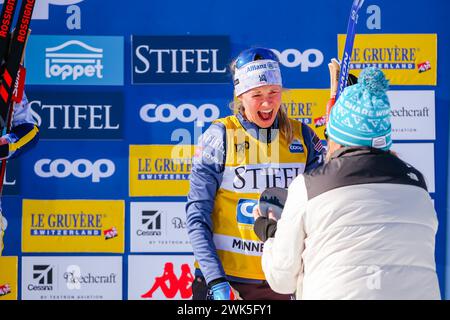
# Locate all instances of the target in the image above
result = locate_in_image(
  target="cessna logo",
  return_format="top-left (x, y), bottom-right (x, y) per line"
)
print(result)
top-left (137, 210), bottom-right (162, 236)
top-left (28, 265), bottom-right (54, 291)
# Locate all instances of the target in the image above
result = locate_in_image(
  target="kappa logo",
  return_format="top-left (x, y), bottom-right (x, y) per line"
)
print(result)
top-left (141, 262), bottom-right (193, 299)
top-left (45, 40), bottom-right (103, 81)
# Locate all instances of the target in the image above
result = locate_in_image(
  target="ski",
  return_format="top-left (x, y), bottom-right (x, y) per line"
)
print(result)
top-left (335, 0), bottom-right (364, 100)
top-left (0, 0), bottom-right (36, 195)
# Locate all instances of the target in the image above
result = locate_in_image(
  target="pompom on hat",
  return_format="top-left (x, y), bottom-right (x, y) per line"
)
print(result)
top-left (326, 67), bottom-right (392, 151)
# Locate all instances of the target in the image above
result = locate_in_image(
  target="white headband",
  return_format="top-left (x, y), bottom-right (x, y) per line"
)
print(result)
top-left (233, 59), bottom-right (282, 96)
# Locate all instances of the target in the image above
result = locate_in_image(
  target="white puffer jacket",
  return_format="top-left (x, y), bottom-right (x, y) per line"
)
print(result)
top-left (262, 147), bottom-right (441, 300)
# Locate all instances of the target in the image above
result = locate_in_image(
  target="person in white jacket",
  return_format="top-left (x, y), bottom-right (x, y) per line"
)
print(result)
top-left (253, 67), bottom-right (441, 300)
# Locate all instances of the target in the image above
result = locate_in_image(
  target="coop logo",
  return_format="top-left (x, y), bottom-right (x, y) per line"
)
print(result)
top-left (141, 262), bottom-right (193, 299)
top-left (140, 103), bottom-right (220, 123)
top-left (28, 265), bottom-right (54, 291)
top-left (137, 210), bottom-right (162, 236)
top-left (29, 211), bottom-right (103, 237)
top-left (289, 140), bottom-right (304, 154)
top-left (132, 35), bottom-right (230, 83)
top-left (34, 158), bottom-right (115, 182)
top-left (271, 48), bottom-right (324, 72)
top-left (236, 199), bottom-right (256, 225)
top-left (26, 35), bottom-right (124, 85)
top-left (28, 91), bottom-right (123, 139)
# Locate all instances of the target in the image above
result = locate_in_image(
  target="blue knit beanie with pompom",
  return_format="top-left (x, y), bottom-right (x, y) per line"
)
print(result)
top-left (326, 66), bottom-right (392, 150)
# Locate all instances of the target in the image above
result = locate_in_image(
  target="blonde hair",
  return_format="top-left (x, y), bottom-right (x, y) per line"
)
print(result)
top-left (228, 59), bottom-right (294, 144)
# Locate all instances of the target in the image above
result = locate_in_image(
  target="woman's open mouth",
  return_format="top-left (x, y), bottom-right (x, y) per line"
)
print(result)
top-left (258, 109), bottom-right (274, 121)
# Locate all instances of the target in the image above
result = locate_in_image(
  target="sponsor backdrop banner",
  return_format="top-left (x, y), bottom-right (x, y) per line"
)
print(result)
top-left (0, 257), bottom-right (18, 300)
top-left (128, 255), bottom-right (195, 300)
top-left (0, 0), bottom-right (447, 300)
top-left (22, 200), bottom-right (125, 253)
top-left (337, 34), bottom-right (437, 85)
top-left (21, 256), bottom-right (122, 300)
top-left (130, 202), bottom-right (191, 252)
top-left (129, 145), bottom-right (195, 197)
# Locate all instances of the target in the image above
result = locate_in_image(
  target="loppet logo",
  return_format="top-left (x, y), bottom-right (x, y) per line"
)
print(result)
top-left (272, 48), bottom-right (324, 72)
top-left (338, 34), bottom-right (437, 85)
top-left (129, 145), bottom-right (194, 196)
top-left (282, 89), bottom-right (329, 140)
top-left (132, 36), bottom-right (230, 84)
top-left (34, 158), bottom-right (115, 183)
top-left (45, 40), bottom-right (103, 81)
top-left (141, 262), bottom-right (193, 299)
top-left (22, 199), bottom-right (125, 252)
top-left (31, 265), bottom-right (54, 290)
top-left (130, 202), bottom-right (191, 252)
top-left (236, 199), bottom-right (257, 225)
top-left (26, 35), bottom-right (123, 85)
top-left (28, 91), bottom-right (123, 139)
top-left (140, 103), bottom-right (220, 124)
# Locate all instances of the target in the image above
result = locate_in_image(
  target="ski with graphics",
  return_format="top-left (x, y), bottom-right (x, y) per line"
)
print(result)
top-left (0, 0), bottom-right (36, 194)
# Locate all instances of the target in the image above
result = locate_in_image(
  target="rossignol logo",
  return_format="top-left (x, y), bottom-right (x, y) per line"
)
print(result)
top-left (140, 103), bottom-right (219, 123)
top-left (29, 265), bottom-right (53, 291)
top-left (45, 40), bottom-right (103, 81)
top-left (34, 158), bottom-right (115, 182)
top-left (29, 212), bottom-right (104, 236)
top-left (271, 48), bottom-right (324, 72)
top-left (137, 210), bottom-right (162, 236)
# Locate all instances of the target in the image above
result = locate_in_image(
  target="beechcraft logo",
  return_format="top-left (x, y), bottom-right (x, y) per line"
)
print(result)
top-left (33, 265), bottom-right (53, 285)
top-left (45, 40), bottom-right (104, 81)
